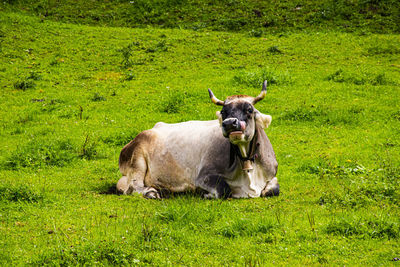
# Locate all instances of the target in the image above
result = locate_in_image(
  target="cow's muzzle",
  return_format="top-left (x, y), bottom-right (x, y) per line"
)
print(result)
top-left (222, 118), bottom-right (246, 137)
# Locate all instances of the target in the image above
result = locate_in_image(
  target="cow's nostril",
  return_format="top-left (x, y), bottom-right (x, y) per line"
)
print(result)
top-left (222, 119), bottom-right (241, 131)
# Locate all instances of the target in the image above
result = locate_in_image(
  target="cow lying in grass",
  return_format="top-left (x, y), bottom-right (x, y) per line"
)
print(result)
top-left (117, 81), bottom-right (279, 198)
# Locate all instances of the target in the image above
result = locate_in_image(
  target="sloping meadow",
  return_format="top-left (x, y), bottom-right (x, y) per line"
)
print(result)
top-left (0, 12), bottom-right (400, 265)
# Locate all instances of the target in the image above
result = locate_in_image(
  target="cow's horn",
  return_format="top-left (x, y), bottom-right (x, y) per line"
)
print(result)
top-left (252, 80), bottom-right (267, 104)
top-left (208, 88), bottom-right (224, 106)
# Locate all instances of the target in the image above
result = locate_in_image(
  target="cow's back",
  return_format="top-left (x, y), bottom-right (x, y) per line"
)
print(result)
top-left (151, 120), bottom-right (224, 170)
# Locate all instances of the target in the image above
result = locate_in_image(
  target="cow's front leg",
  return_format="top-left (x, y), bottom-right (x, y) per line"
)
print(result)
top-left (196, 174), bottom-right (231, 199)
top-left (261, 177), bottom-right (280, 197)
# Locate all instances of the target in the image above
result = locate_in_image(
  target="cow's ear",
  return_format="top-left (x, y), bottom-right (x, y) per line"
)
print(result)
top-left (256, 112), bottom-right (272, 129)
top-left (216, 111), bottom-right (223, 125)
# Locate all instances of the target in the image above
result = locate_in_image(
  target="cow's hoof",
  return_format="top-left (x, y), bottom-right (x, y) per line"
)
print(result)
top-left (203, 192), bottom-right (219, 199)
top-left (262, 177), bottom-right (280, 197)
top-left (144, 190), bottom-right (160, 199)
top-left (263, 185), bottom-right (280, 197)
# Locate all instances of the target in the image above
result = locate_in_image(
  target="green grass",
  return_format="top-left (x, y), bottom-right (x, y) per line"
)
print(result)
top-left (2, 0), bottom-right (400, 34)
top-left (0, 7), bottom-right (400, 266)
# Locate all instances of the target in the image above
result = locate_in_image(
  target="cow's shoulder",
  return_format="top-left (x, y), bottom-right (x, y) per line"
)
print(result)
top-left (255, 127), bottom-right (278, 177)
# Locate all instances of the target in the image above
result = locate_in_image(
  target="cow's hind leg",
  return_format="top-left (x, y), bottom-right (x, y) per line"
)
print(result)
top-left (117, 176), bottom-right (133, 194)
top-left (261, 177), bottom-right (279, 197)
top-left (117, 175), bottom-right (160, 198)
top-left (117, 156), bottom-right (160, 199)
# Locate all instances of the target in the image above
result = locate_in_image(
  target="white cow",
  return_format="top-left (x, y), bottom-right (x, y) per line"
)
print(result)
top-left (117, 81), bottom-right (279, 198)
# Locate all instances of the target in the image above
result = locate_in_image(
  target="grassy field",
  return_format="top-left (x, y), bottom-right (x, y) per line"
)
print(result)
top-left (1, 5), bottom-right (400, 266)
top-left (2, 0), bottom-right (400, 34)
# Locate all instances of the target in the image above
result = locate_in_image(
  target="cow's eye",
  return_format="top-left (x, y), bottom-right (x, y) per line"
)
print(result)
top-left (220, 110), bottom-right (226, 116)
top-left (247, 107), bottom-right (253, 114)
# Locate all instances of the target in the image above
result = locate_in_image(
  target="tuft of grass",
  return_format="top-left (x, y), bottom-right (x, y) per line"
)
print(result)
top-left (146, 40), bottom-right (169, 53)
top-left (27, 71), bottom-right (42, 81)
top-left (217, 218), bottom-right (276, 238)
top-left (13, 71), bottom-right (41, 91)
top-left (244, 257), bottom-right (264, 267)
top-left (13, 79), bottom-right (35, 91)
top-left (325, 218), bottom-right (364, 237)
top-left (367, 44), bottom-right (400, 55)
top-left (3, 139), bottom-right (76, 170)
top-left (162, 89), bottom-right (185, 114)
top-left (219, 18), bottom-right (248, 31)
top-left (232, 68), bottom-right (291, 88)
top-left (155, 209), bottom-right (183, 223)
top-left (279, 106), bottom-right (362, 126)
top-left (267, 45), bottom-right (283, 54)
top-left (248, 29), bottom-right (263, 37)
top-left (140, 219), bottom-right (163, 243)
top-left (32, 241), bottom-right (137, 266)
top-left (319, 190), bottom-right (369, 208)
top-left (91, 92), bottom-right (106, 102)
top-left (299, 160), bottom-right (367, 177)
top-left (391, 111), bottom-right (400, 121)
top-left (371, 73), bottom-right (392, 86)
top-left (325, 69), bottom-right (366, 85)
top-left (325, 69), bottom-right (395, 85)
top-left (380, 159), bottom-right (400, 183)
top-left (317, 160), bottom-right (400, 208)
top-left (2, 135), bottom-right (102, 170)
top-left (39, 99), bottom-right (65, 113)
top-left (118, 39), bottom-right (168, 68)
top-left (124, 71), bottom-right (136, 81)
top-left (118, 42), bottom-right (141, 68)
top-left (0, 184), bottom-right (44, 203)
top-left (280, 106), bottom-right (326, 122)
top-left (79, 134), bottom-right (100, 160)
top-left (155, 201), bottom-right (194, 223)
top-left (101, 130), bottom-right (139, 146)
top-left (325, 217), bottom-right (400, 239)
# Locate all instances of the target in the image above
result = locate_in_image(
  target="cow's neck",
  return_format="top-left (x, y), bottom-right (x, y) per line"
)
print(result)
top-left (230, 130), bottom-right (259, 171)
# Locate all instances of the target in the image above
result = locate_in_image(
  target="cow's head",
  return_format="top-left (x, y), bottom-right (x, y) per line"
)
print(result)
top-left (208, 81), bottom-right (271, 147)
